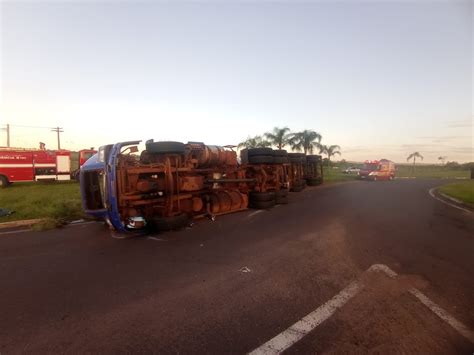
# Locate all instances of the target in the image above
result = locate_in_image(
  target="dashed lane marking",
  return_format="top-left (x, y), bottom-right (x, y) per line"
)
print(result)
top-left (248, 264), bottom-right (473, 355)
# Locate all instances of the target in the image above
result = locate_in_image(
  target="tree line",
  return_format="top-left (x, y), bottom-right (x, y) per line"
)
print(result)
top-left (238, 127), bottom-right (341, 163)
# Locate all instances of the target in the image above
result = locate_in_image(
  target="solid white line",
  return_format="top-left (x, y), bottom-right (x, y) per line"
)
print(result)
top-left (248, 281), bottom-right (362, 355)
top-left (409, 287), bottom-right (474, 343)
top-left (249, 264), bottom-right (474, 354)
top-left (369, 264), bottom-right (474, 344)
top-left (429, 188), bottom-right (471, 214)
top-left (247, 210), bottom-right (264, 218)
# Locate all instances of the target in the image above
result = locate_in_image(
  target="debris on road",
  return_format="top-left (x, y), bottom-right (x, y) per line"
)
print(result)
top-left (0, 208), bottom-right (14, 217)
top-left (239, 267), bottom-right (251, 273)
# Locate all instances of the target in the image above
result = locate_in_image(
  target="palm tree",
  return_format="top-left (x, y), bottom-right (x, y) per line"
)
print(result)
top-left (264, 127), bottom-right (291, 149)
top-left (407, 152), bottom-right (423, 172)
top-left (438, 156), bottom-right (447, 165)
top-left (238, 135), bottom-right (271, 149)
top-left (288, 130), bottom-right (322, 154)
top-left (320, 144), bottom-right (341, 165)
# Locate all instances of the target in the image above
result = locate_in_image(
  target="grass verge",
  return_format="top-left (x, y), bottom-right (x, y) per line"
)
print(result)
top-left (323, 168), bottom-right (357, 183)
top-left (0, 181), bottom-right (84, 225)
top-left (437, 181), bottom-right (474, 207)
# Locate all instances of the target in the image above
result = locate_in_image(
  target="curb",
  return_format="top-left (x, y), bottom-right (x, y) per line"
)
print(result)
top-left (428, 187), bottom-right (472, 214)
top-left (0, 218), bottom-right (45, 230)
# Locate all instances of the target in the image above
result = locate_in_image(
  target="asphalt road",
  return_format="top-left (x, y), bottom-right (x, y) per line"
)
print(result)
top-left (1, 179), bottom-right (473, 354)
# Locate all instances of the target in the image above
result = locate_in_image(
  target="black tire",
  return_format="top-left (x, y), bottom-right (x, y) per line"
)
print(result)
top-left (273, 156), bottom-right (288, 164)
top-left (250, 199), bottom-right (276, 209)
top-left (151, 213), bottom-right (190, 231)
top-left (306, 155), bottom-right (321, 163)
top-left (146, 141), bottom-right (186, 154)
top-left (290, 182), bottom-right (304, 192)
top-left (273, 149), bottom-right (288, 157)
top-left (249, 191), bottom-right (275, 202)
top-left (306, 178), bottom-right (322, 186)
top-left (248, 155), bottom-right (274, 164)
top-left (275, 189), bottom-right (289, 198)
top-left (248, 148), bottom-right (274, 157)
top-left (275, 195), bottom-right (289, 204)
top-left (0, 175), bottom-right (9, 188)
top-left (288, 153), bottom-right (305, 158)
top-left (289, 157), bottom-right (302, 163)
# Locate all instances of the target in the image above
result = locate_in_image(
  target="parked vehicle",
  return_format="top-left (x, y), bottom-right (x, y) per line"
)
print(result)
top-left (343, 166), bottom-right (360, 174)
top-left (0, 146), bottom-right (71, 187)
top-left (70, 149), bottom-right (97, 180)
top-left (80, 140), bottom-right (320, 234)
top-left (358, 159), bottom-right (395, 181)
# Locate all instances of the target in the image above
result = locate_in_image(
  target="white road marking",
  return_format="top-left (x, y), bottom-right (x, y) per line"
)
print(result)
top-left (247, 210), bottom-right (264, 218)
top-left (148, 236), bottom-right (166, 242)
top-left (249, 281), bottom-right (362, 355)
top-left (248, 264), bottom-right (474, 354)
top-left (429, 188), bottom-right (471, 214)
top-left (409, 287), bottom-right (474, 343)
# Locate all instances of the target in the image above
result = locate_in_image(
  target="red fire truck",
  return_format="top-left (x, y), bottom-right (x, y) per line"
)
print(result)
top-left (0, 147), bottom-right (72, 187)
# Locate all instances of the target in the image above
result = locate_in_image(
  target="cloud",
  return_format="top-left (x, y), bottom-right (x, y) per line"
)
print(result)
top-left (446, 120), bottom-right (473, 128)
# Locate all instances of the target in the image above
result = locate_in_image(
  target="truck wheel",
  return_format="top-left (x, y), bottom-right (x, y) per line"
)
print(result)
top-left (273, 156), bottom-right (289, 164)
top-left (151, 213), bottom-right (190, 231)
top-left (290, 182), bottom-right (303, 192)
top-left (249, 191), bottom-right (275, 202)
top-left (250, 199), bottom-right (276, 209)
top-left (273, 149), bottom-right (288, 157)
top-left (146, 141), bottom-right (186, 154)
top-left (306, 178), bottom-right (322, 186)
top-left (0, 175), bottom-right (9, 188)
top-left (306, 155), bottom-right (321, 162)
top-left (248, 155), bottom-right (274, 164)
top-left (275, 189), bottom-right (288, 198)
top-left (248, 148), bottom-right (274, 157)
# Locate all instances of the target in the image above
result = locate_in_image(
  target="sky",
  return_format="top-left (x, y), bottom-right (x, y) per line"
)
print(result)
top-left (0, 0), bottom-right (472, 163)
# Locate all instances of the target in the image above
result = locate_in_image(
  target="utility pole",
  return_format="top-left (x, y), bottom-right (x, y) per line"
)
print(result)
top-left (1, 124), bottom-right (10, 147)
top-left (51, 126), bottom-right (63, 150)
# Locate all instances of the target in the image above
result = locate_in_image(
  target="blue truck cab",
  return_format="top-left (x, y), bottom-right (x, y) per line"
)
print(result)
top-left (80, 141), bottom-right (141, 233)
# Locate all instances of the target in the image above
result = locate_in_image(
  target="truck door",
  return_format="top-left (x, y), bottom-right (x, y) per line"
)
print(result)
top-left (56, 154), bottom-right (71, 180)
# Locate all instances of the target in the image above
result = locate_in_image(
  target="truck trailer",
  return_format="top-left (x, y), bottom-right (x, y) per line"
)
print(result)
top-left (80, 140), bottom-right (324, 234)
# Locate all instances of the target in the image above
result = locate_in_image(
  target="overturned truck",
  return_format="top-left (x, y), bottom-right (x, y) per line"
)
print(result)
top-left (80, 140), bottom-right (323, 233)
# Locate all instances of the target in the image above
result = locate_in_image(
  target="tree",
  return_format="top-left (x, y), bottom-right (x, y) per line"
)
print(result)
top-left (407, 152), bottom-right (423, 172)
top-left (288, 130), bottom-right (322, 154)
top-left (320, 144), bottom-right (341, 165)
top-left (238, 135), bottom-right (271, 149)
top-left (264, 127), bottom-right (291, 149)
top-left (438, 156), bottom-right (447, 165)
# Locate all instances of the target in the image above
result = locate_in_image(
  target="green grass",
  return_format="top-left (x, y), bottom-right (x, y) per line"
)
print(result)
top-left (323, 167), bottom-right (357, 183)
top-left (0, 181), bottom-right (84, 224)
top-left (395, 165), bottom-right (470, 178)
top-left (438, 181), bottom-right (474, 207)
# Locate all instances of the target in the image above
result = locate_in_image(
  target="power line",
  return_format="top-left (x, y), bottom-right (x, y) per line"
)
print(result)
top-left (7, 124), bottom-right (57, 129)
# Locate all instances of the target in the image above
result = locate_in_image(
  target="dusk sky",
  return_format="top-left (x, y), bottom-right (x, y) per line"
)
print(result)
top-left (1, 0), bottom-right (472, 163)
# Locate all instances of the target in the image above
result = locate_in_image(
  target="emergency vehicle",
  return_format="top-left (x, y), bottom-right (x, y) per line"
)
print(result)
top-left (0, 147), bottom-right (71, 187)
top-left (358, 159), bottom-right (395, 181)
